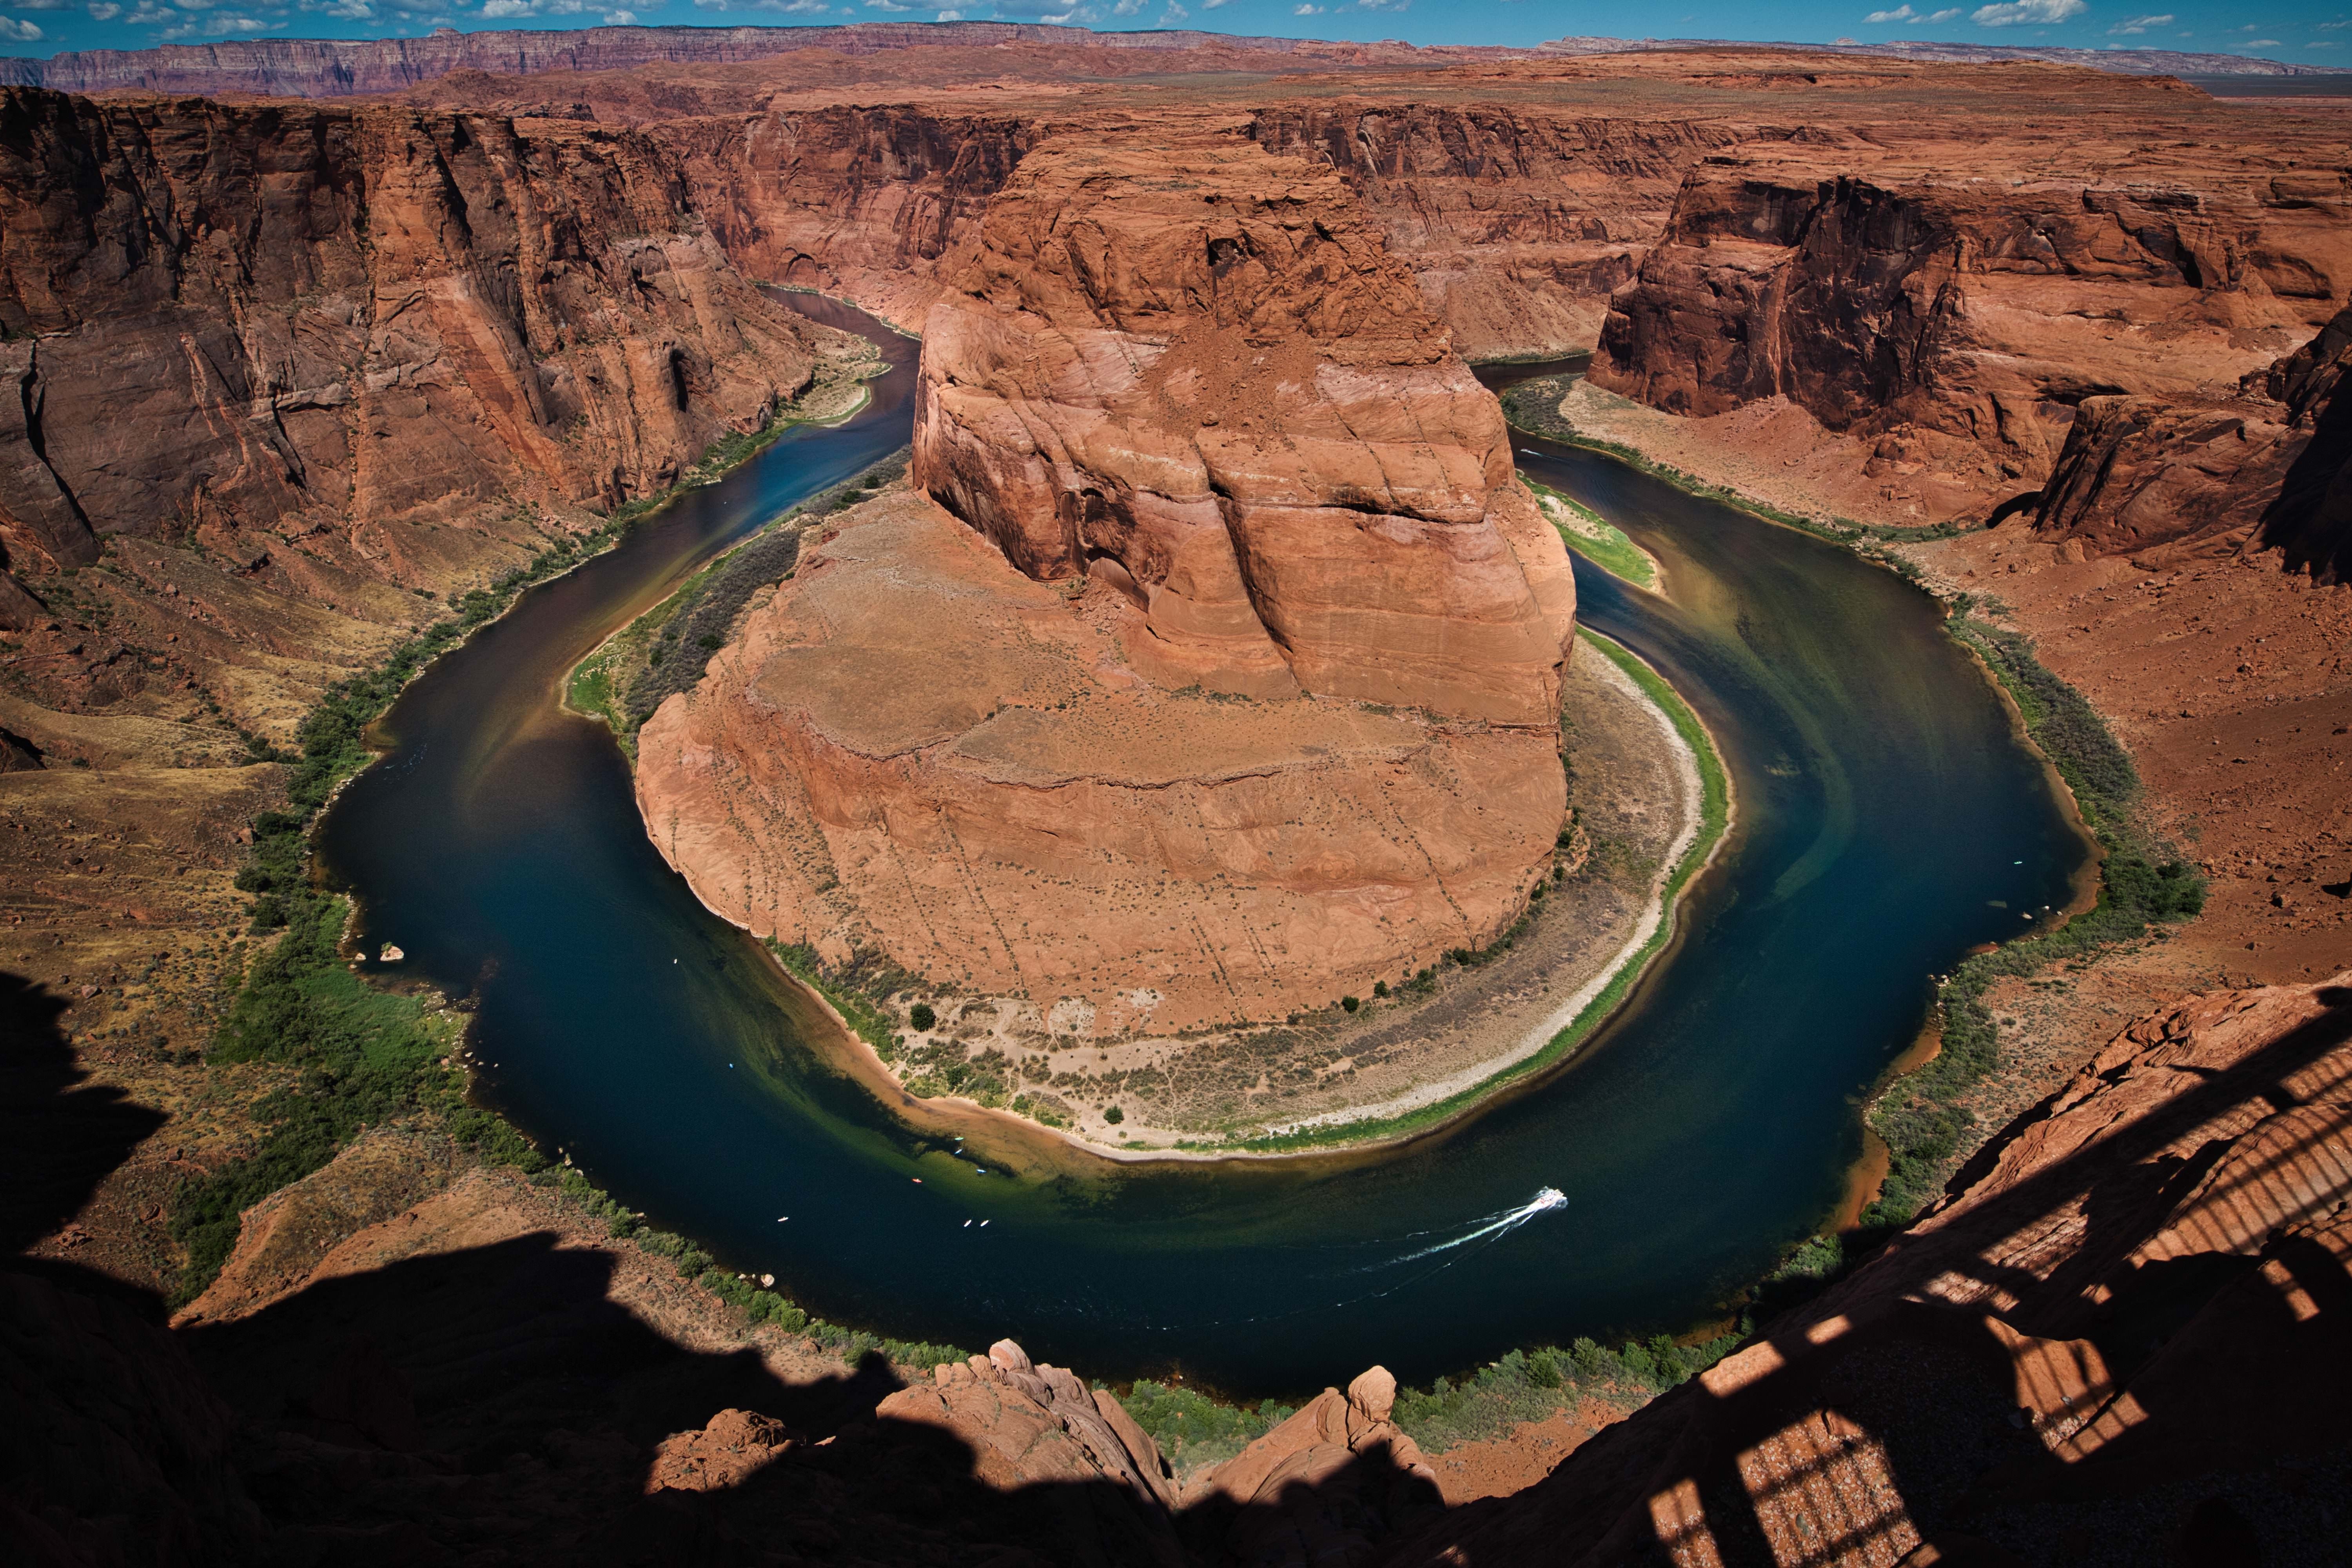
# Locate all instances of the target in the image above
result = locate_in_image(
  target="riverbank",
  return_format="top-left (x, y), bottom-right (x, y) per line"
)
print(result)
top-left (1499, 370), bottom-right (2216, 1237)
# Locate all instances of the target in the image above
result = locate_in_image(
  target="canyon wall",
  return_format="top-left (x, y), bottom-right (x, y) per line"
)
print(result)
top-left (0, 87), bottom-right (827, 586)
top-left (913, 138), bottom-right (1575, 719)
top-left (1589, 146), bottom-right (2352, 516)
top-left (659, 106), bottom-right (1038, 335)
top-left (635, 136), bottom-right (1575, 1031)
top-left (0, 22), bottom-right (1472, 99)
top-left (1245, 105), bottom-right (1786, 360)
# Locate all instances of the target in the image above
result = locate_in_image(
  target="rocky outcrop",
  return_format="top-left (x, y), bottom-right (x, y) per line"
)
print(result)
top-left (1591, 147), bottom-right (2352, 514)
top-left (638, 136), bottom-right (1575, 1031)
top-left (1372, 972), bottom-right (2352, 1565)
top-left (915, 136), bottom-right (1575, 721)
top-left (881, 1337), bottom-right (1185, 1561)
top-left (2033, 302), bottom-right (2352, 581)
top-left (0, 87), bottom-right (828, 577)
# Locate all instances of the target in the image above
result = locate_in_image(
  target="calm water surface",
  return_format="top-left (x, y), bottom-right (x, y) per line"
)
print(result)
top-left (316, 310), bottom-right (2081, 1396)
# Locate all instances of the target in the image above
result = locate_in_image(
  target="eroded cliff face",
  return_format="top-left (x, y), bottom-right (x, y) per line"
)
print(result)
top-left (637, 136), bottom-right (1575, 1033)
top-left (1590, 149), bottom-right (2352, 518)
top-left (661, 106), bottom-right (1036, 335)
top-left (1245, 105), bottom-right (1787, 360)
top-left (915, 138), bottom-right (1575, 720)
top-left (2031, 302), bottom-right (2352, 581)
top-left (0, 87), bottom-right (824, 581)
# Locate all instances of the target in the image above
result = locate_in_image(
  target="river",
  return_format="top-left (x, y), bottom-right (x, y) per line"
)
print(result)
top-left (314, 299), bottom-right (2082, 1397)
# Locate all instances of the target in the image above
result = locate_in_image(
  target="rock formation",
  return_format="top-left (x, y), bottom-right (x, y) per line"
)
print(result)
top-left (1590, 144), bottom-right (2352, 517)
top-left (0, 88), bottom-right (829, 578)
top-left (912, 138), bottom-right (1575, 720)
top-left (635, 136), bottom-right (1575, 1032)
top-left (2032, 302), bottom-right (2352, 581)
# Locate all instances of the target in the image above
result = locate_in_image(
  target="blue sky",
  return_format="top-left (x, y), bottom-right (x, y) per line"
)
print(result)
top-left (1, 0), bottom-right (2346, 68)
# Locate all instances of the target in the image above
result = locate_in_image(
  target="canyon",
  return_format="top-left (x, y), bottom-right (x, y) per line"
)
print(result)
top-left (4, 25), bottom-right (2349, 1568)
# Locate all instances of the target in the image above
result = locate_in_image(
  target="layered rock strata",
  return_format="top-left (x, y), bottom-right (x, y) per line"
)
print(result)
top-left (2033, 302), bottom-right (2352, 581)
top-left (1589, 136), bottom-right (2352, 521)
top-left (913, 138), bottom-right (1576, 721)
top-left (637, 136), bottom-right (1576, 1034)
top-left (0, 88), bottom-right (827, 579)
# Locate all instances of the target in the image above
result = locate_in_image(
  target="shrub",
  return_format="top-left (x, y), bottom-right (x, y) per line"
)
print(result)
top-left (1103, 1104), bottom-right (1124, 1125)
top-left (909, 1002), bottom-right (936, 1031)
top-left (1341, 996), bottom-right (1360, 1013)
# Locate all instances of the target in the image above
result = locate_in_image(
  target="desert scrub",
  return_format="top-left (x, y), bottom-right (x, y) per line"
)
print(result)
top-left (1120, 1382), bottom-right (1299, 1475)
top-left (1521, 475), bottom-right (1658, 590)
top-left (568, 450), bottom-right (910, 747)
top-left (1392, 1326), bottom-right (1744, 1450)
top-left (169, 892), bottom-right (535, 1305)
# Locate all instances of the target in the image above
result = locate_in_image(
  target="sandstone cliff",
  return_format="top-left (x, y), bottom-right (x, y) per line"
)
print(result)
top-left (1590, 146), bottom-right (2352, 520)
top-left (0, 87), bottom-right (826, 579)
top-left (636, 136), bottom-right (1575, 1039)
top-left (914, 138), bottom-right (1575, 720)
top-left (2032, 302), bottom-right (2352, 581)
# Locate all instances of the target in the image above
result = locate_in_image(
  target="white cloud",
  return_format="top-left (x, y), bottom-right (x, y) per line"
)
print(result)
top-left (2242, 37), bottom-right (2282, 44)
top-left (208, 12), bottom-right (275, 28)
top-left (9, 0), bottom-right (75, 12)
top-left (604, 5), bottom-right (635, 17)
top-left (0, 16), bottom-right (43, 37)
top-left (2312, 39), bottom-right (2341, 46)
top-left (749, 0), bottom-right (829, 11)
top-left (87, 1), bottom-right (121, 16)
top-left (1864, 4), bottom-right (1916, 20)
top-left (935, 5), bottom-right (959, 14)
top-left (1293, 2), bottom-right (1321, 9)
top-left (1157, 0), bottom-right (1182, 16)
top-left (1355, 0), bottom-right (1409, 9)
top-left (2321, 18), bottom-right (2352, 28)
top-left (2106, 12), bottom-right (2171, 32)
top-left (1921, 6), bottom-right (1960, 17)
top-left (303, 0), bottom-right (375, 16)
top-left (1971, 0), bottom-right (2083, 23)
top-left (1203, 0), bottom-right (1233, 8)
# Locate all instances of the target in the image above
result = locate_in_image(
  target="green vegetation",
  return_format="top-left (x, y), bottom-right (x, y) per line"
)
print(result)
top-left (1392, 1327), bottom-right (1745, 1450)
top-left (1196, 627), bottom-right (1729, 1155)
top-left (1521, 476), bottom-right (1658, 590)
top-left (1861, 617), bottom-right (2205, 1228)
top-left (178, 390), bottom-right (893, 1308)
top-left (769, 940), bottom-right (913, 1067)
top-left (540, 1167), bottom-right (966, 1373)
top-left (908, 1001), bottom-right (937, 1031)
top-left (1121, 1382), bottom-right (1299, 1474)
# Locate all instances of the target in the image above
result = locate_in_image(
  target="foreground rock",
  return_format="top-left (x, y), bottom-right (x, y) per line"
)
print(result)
top-left (639, 135), bottom-right (1575, 1047)
top-left (1372, 972), bottom-right (2352, 1565)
